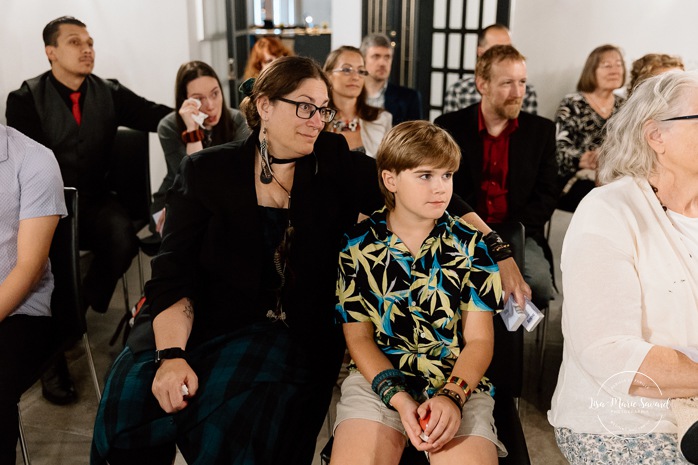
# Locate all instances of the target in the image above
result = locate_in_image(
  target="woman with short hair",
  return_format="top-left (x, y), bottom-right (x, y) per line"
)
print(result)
top-left (554, 45), bottom-right (626, 211)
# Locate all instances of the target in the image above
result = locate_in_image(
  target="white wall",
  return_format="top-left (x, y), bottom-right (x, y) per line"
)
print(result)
top-left (511, 0), bottom-right (698, 119)
top-left (0, 0), bottom-right (191, 193)
top-left (330, 0), bottom-right (362, 50)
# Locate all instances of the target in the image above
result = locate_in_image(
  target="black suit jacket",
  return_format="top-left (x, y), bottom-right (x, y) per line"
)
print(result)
top-left (384, 82), bottom-right (423, 126)
top-left (435, 104), bottom-right (559, 239)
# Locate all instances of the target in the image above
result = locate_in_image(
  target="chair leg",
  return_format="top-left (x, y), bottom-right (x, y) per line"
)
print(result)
top-left (18, 404), bottom-right (30, 465)
top-left (137, 250), bottom-right (145, 295)
top-left (82, 333), bottom-right (102, 402)
top-left (121, 272), bottom-right (130, 312)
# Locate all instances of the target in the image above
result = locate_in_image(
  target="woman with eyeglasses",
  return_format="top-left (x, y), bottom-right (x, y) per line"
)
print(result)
top-left (151, 61), bottom-right (250, 233)
top-left (548, 70), bottom-right (698, 464)
top-left (554, 44), bottom-right (626, 211)
top-left (323, 45), bottom-right (392, 158)
top-left (91, 55), bottom-right (531, 465)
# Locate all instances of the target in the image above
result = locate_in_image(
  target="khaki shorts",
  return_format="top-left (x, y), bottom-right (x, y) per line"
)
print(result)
top-left (333, 372), bottom-right (508, 457)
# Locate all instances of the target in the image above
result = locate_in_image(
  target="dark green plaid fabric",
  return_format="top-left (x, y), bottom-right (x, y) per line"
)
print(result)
top-left (91, 323), bottom-right (339, 465)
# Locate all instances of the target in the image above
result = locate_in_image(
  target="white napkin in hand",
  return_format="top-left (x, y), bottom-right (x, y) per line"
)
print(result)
top-left (188, 98), bottom-right (209, 128)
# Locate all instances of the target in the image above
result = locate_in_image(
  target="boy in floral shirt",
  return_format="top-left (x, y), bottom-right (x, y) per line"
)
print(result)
top-left (333, 120), bottom-right (507, 464)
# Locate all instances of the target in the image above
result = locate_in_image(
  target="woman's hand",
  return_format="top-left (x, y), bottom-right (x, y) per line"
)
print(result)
top-left (498, 257), bottom-right (532, 309)
top-left (578, 150), bottom-right (599, 170)
top-left (179, 98), bottom-right (203, 132)
top-left (152, 358), bottom-right (199, 413)
top-left (417, 395), bottom-right (462, 451)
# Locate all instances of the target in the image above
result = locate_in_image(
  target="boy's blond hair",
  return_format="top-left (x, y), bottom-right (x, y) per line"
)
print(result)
top-left (376, 121), bottom-right (461, 210)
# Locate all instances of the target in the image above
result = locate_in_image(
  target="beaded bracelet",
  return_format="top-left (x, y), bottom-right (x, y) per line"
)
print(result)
top-left (371, 369), bottom-right (404, 394)
top-left (483, 231), bottom-right (514, 262)
top-left (382, 384), bottom-right (406, 410)
top-left (181, 128), bottom-right (204, 144)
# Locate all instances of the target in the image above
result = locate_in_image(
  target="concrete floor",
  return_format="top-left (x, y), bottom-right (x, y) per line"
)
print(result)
top-left (15, 211), bottom-right (573, 464)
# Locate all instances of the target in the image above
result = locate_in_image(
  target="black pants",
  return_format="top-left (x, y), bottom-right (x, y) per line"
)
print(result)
top-left (52, 192), bottom-right (138, 313)
top-left (0, 315), bottom-right (53, 465)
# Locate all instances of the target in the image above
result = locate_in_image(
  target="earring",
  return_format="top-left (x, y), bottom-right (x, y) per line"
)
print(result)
top-left (260, 127), bottom-right (273, 184)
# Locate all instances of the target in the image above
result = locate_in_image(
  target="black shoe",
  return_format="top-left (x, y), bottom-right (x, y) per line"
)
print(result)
top-left (681, 421), bottom-right (698, 464)
top-left (40, 355), bottom-right (77, 405)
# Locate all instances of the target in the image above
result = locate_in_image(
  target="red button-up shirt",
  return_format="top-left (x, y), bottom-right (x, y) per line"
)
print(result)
top-left (476, 105), bottom-right (519, 223)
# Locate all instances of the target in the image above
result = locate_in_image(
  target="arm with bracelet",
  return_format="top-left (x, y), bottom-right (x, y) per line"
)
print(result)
top-left (482, 228), bottom-right (531, 309)
top-left (418, 292), bottom-right (496, 450)
top-left (342, 321), bottom-right (428, 451)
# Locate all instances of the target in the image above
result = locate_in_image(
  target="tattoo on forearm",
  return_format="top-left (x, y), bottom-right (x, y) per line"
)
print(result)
top-left (183, 298), bottom-right (194, 319)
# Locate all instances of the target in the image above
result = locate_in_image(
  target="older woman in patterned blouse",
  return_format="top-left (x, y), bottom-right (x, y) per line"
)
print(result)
top-left (554, 44), bottom-right (625, 211)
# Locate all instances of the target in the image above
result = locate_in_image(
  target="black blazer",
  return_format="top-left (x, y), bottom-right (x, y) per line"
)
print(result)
top-left (384, 82), bottom-right (423, 126)
top-left (144, 132), bottom-right (383, 350)
top-left (435, 104), bottom-right (559, 239)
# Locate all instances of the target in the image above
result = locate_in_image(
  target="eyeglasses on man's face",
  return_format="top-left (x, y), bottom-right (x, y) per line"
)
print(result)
top-left (661, 114), bottom-right (698, 122)
top-left (332, 66), bottom-right (369, 77)
top-left (275, 97), bottom-right (336, 123)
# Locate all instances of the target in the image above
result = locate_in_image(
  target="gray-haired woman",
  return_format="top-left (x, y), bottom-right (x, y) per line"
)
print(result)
top-left (549, 69), bottom-right (698, 464)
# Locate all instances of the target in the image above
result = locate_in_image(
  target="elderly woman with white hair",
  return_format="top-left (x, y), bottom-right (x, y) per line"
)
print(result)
top-left (548, 70), bottom-right (698, 464)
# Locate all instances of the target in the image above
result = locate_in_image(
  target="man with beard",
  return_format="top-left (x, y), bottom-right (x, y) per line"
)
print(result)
top-left (360, 33), bottom-right (423, 125)
top-left (443, 24), bottom-right (538, 114)
top-left (435, 45), bottom-right (558, 309)
top-left (6, 16), bottom-right (171, 405)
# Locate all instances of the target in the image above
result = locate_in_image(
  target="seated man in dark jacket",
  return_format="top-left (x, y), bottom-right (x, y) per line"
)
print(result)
top-left (361, 33), bottom-right (423, 126)
top-left (436, 45), bottom-right (559, 309)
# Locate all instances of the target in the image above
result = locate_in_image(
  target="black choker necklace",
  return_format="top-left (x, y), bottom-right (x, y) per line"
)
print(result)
top-left (269, 155), bottom-right (296, 165)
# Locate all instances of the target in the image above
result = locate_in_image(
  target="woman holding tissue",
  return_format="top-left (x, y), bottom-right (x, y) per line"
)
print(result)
top-left (549, 71), bottom-right (698, 464)
top-left (151, 61), bottom-right (250, 228)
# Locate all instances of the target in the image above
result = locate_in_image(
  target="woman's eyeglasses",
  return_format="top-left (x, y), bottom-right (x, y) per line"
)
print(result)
top-left (275, 97), bottom-right (336, 123)
top-left (661, 114), bottom-right (698, 122)
top-left (332, 66), bottom-right (369, 77)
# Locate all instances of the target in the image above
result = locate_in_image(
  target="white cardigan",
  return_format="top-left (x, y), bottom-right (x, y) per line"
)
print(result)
top-left (548, 176), bottom-right (698, 434)
top-left (360, 110), bottom-right (392, 158)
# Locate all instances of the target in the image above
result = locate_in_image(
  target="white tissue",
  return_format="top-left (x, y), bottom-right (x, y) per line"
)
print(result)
top-left (188, 98), bottom-right (208, 128)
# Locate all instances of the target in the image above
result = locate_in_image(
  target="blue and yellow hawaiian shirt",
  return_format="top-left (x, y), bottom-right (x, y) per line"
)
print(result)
top-left (336, 208), bottom-right (502, 398)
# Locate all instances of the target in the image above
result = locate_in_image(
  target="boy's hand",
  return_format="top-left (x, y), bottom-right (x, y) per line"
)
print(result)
top-left (417, 395), bottom-right (462, 451)
top-left (392, 392), bottom-right (435, 451)
top-left (497, 257), bottom-right (531, 309)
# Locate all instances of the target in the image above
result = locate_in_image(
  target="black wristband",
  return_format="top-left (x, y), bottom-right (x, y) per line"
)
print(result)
top-left (154, 347), bottom-right (186, 365)
top-left (436, 388), bottom-right (464, 416)
top-left (483, 231), bottom-right (514, 262)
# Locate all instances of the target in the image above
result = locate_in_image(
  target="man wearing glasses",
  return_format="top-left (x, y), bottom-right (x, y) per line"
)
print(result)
top-left (360, 33), bottom-right (423, 125)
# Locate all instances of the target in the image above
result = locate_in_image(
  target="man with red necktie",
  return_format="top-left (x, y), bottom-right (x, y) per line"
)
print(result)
top-left (6, 16), bottom-right (171, 405)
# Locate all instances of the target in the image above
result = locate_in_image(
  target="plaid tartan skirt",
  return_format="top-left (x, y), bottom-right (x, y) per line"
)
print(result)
top-left (91, 322), bottom-right (341, 465)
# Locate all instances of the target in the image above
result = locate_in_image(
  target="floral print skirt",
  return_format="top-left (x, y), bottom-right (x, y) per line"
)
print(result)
top-left (554, 427), bottom-right (690, 464)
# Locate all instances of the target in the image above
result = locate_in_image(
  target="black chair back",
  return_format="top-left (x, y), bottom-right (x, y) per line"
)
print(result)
top-left (107, 127), bottom-right (151, 231)
top-left (49, 187), bottom-right (86, 346)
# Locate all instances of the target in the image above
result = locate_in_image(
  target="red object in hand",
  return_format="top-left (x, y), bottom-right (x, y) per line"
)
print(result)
top-left (419, 413), bottom-right (430, 431)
